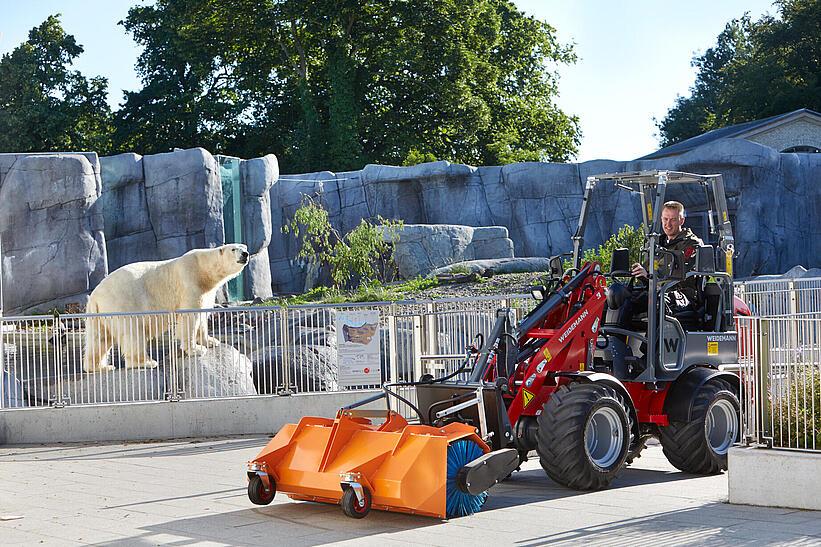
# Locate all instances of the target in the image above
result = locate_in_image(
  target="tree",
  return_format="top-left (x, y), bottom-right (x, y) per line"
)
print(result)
top-left (565, 224), bottom-right (645, 274)
top-left (657, 0), bottom-right (821, 147)
top-left (0, 15), bottom-right (113, 153)
top-left (117, 0), bottom-right (580, 170)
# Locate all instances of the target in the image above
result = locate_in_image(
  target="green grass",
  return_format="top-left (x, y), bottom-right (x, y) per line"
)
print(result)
top-left (259, 277), bottom-right (440, 307)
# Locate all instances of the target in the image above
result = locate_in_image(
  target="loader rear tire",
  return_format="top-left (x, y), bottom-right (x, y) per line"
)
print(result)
top-left (536, 382), bottom-right (632, 490)
top-left (659, 378), bottom-right (739, 474)
top-left (247, 475), bottom-right (275, 505)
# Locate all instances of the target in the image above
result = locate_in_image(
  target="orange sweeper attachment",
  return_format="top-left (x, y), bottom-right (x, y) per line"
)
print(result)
top-left (246, 398), bottom-right (519, 519)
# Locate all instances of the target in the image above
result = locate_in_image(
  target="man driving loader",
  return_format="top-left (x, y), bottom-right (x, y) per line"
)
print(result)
top-left (631, 200), bottom-right (703, 312)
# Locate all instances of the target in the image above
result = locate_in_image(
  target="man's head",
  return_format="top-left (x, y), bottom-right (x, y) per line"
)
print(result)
top-left (661, 201), bottom-right (685, 239)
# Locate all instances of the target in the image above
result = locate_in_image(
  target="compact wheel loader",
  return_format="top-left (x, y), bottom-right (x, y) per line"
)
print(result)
top-left (247, 170), bottom-right (748, 519)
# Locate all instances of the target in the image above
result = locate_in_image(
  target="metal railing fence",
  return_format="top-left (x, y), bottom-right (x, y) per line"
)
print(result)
top-left (735, 276), bottom-right (821, 317)
top-left (0, 295), bottom-right (532, 414)
top-left (738, 314), bottom-right (821, 451)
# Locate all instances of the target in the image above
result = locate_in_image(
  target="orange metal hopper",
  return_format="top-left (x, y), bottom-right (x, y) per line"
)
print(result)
top-left (247, 409), bottom-right (488, 519)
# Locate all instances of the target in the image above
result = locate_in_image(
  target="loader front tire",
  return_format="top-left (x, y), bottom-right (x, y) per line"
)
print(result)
top-left (247, 475), bottom-right (275, 505)
top-left (536, 382), bottom-right (632, 490)
top-left (659, 378), bottom-right (739, 474)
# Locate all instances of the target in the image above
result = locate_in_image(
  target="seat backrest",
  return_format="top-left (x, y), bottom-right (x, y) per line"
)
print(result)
top-left (703, 281), bottom-right (723, 331)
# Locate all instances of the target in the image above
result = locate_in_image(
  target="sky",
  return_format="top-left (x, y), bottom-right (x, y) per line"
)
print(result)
top-left (0, 0), bottom-right (779, 162)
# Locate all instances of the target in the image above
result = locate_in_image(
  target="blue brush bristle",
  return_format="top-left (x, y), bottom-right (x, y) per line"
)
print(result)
top-left (446, 440), bottom-right (489, 518)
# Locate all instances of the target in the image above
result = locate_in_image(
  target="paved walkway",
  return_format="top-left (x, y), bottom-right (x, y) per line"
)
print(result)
top-left (1, 437), bottom-right (820, 546)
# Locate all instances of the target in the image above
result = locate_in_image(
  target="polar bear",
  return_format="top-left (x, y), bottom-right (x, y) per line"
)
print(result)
top-left (83, 244), bottom-right (249, 372)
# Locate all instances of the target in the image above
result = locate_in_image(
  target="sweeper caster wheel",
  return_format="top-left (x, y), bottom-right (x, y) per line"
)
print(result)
top-left (341, 486), bottom-right (372, 518)
top-left (248, 475), bottom-right (276, 505)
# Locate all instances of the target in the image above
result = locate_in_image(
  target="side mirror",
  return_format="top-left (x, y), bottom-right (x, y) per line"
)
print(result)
top-left (529, 285), bottom-right (546, 301)
top-left (695, 245), bottom-right (716, 273)
top-left (548, 256), bottom-right (563, 278)
top-left (610, 248), bottom-right (631, 276)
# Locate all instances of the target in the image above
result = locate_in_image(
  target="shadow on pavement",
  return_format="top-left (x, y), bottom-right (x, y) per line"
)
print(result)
top-left (85, 458), bottom-right (725, 546)
top-left (0, 435), bottom-right (271, 462)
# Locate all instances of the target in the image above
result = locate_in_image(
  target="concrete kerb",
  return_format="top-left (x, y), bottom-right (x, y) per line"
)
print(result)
top-left (729, 445), bottom-right (821, 511)
top-left (0, 390), bottom-right (381, 444)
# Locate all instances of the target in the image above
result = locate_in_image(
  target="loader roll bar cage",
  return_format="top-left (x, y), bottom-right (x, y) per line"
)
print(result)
top-left (573, 170), bottom-right (736, 378)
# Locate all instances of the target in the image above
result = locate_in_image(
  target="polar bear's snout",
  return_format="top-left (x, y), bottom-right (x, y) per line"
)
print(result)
top-left (238, 249), bottom-right (250, 264)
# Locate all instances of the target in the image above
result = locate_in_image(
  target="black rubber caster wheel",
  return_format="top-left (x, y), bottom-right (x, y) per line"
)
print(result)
top-left (248, 474), bottom-right (276, 505)
top-left (341, 486), bottom-right (371, 518)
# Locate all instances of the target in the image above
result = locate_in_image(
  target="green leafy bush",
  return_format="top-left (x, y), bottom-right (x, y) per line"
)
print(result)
top-left (283, 196), bottom-right (404, 290)
top-left (771, 366), bottom-right (821, 450)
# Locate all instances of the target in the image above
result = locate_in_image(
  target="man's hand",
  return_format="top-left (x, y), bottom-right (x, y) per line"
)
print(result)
top-left (631, 262), bottom-right (648, 278)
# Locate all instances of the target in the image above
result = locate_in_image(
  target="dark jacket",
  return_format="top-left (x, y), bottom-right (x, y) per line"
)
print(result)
top-left (661, 227), bottom-right (704, 304)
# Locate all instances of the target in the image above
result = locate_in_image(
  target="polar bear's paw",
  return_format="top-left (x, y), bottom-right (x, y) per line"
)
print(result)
top-left (125, 358), bottom-right (159, 370)
top-left (181, 343), bottom-right (209, 358)
top-left (202, 335), bottom-right (220, 348)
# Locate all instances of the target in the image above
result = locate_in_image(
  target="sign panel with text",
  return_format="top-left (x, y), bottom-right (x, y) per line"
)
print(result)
top-left (336, 310), bottom-right (381, 387)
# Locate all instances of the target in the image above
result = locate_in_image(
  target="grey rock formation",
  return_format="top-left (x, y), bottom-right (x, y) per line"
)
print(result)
top-left (389, 224), bottom-right (514, 278)
top-left (62, 368), bottom-right (167, 404)
top-left (273, 139), bottom-right (820, 291)
top-left (250, 345), bottom-right (338, 394)
top-left (0, 154), bottom-right (107, 315)
top-left (142, 148), bottom-right (225, 259)
top-left (430, 257), bottom-right (552, 277)
top-left (249, 307), bottom-right (338, 393)
top-left (99, 153), bottom-right (158, 271)
top-left (176, 344), bottom-right (257, 398)
top-left (240, 154), bottom-right (278, 299)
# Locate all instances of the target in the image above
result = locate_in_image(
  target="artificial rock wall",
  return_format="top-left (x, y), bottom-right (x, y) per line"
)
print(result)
top-left (270, 139), bottom-right (820, 293)
top-left (1, 139), bottom-right (818, 312)
top-left (0, 148), bottom-right (277, 315)
top-left (0, 153), bottom-right (107, 314)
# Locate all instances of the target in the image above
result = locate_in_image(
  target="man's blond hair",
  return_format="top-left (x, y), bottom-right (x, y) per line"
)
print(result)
top-left (663, 200), bottom-right (685, 217)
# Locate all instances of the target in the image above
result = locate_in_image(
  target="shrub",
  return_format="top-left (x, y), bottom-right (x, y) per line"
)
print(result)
top-left (283, 196), bottom-right (403, 290)
top-left (771, 366), bottom-right (821, 449)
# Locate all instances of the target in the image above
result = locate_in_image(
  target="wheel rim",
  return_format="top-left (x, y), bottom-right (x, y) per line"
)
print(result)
top-left (585, 406), bottom-right (624, 469)
top-left (706, 398), bottom-right (738, 455)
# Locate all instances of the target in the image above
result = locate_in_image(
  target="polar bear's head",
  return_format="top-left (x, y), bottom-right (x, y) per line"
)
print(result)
top-left (191, 244), bottom-right (250, 289)
top-left (218, 243), bottom-right (250, 275)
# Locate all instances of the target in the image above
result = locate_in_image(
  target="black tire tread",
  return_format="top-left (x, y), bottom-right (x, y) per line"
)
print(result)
top-left (247, 475), bottom-right (275, 505)
top-left (659, 378), bottom-right (739, 475)
top-left (536, 382), bottom-right (633, 490)
top-left (341, 487), bottom-right (371, 519)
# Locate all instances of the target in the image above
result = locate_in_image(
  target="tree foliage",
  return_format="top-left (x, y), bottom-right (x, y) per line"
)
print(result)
top-left (0, 15), bottom-right (113, 153)
top-left (657, 0), bottom-right (821, 147)
top-left (283, 196), bottom-right (403, 289)
top-left (114, 0), bottom-right (580, 170)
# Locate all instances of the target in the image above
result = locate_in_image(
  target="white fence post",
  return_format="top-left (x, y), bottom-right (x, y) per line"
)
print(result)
top-left (756, 318), bottom-right (772, 446)
top-left (279, 307), bottom-right (291, 394)
top-left (387, 304), bottom-right (398, 384)
top-left (412, 315), bottom-right (423, 382)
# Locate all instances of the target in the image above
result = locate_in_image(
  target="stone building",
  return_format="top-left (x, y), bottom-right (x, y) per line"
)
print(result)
top-left (639, 108), bottom-right (821, 160)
